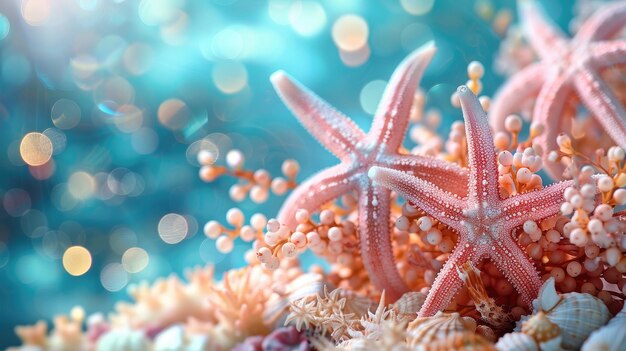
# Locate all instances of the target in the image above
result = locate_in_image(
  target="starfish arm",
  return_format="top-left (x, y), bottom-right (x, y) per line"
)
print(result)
top-left (501, 180), bottom-right (573, 229)
top-left (574, 68), bottom-right (626, 149)
top-left (518, 0), bottom-right (568, 60)
top-left (574, 2), bottom-right (626, 44)
top-left (271, 71), bottom-right (367, 161)
top-left (367, 166), bottom-right (464, 229)
top-left (358, 181), bottom-right (408, 301)
top-left (489, 237), bottom-right (542, 310)
top-left (532, 74), bottom-right (573, 179)
top-left (368, 42), bottom-right (437, 153)
top-left (382, 154), bottom-right (469, 197)
top-left (457, 86), bottom-right (500, 206)
top-left (417, 239), bottom-right (473, 317)
top-left (589, 40), bottom-right (626, 68)
top-left (489, 63), bottom-right (545, 132)
top-left (277, 164), bottom-right (357, 229)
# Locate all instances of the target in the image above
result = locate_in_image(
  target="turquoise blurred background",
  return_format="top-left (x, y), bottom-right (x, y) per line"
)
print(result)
top-left (0, 0), bottom-right (574, 347)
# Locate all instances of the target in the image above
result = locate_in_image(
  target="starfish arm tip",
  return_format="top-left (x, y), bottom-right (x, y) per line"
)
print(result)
top-left (270, 70), bottom-right (289, 88)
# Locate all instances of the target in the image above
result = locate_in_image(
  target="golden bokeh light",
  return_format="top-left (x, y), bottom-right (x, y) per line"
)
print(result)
top-left (332, 15), bottom-right (369, 52)
top-left (121, 247), bottom-right (149, 273)
top-left (20, 132), bottom-right (53, 166)
top-left (62, 246), bottom-right (92, 276)
top-left (400, 0), bottom-right (435, 15)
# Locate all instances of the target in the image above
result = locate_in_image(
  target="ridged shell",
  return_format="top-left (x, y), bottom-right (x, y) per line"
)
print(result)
top-left (535, 278), bottom-right (611, 350)
top-left (495, 332), bottom-right (538, 351)
top-left (521, 312), bottom-right (560, 343)
top-left (407, 311), bottom-right (477, 346)
top-left (415, 331), bottom-right (497, 351)
top-left (392, 291), bottom-right (426, 318)
top-left (582, 303), bottom-right (626, 351)
top-left (96, 330), bottom-right (151, 351)
top-left (263, 273), bottom-right (325, 326)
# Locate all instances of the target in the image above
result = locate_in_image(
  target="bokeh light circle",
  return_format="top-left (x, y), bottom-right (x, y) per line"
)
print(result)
top-left (21, 0), bottom-right (51, 26)
top-left (121, 247), bottom-right (149, 273)
top-left (0, 13), bottom-right (9, 40)
top-left (158, 213), bottom-right (188, 244)
top-left (288, 1), bottom-right (327, 37)
top-left (332, 15), bottom-right (369, 52)
top-left (3, 188), bottom-right (31, 217)
top-left (20, 132), bottom-right (53, 166)
top-left (100, 263), bottom-right (129, 292)
top-left (212, 61), bottom-right (248, 94)
top-left (68, 171), bottom-right (96, 200)
top-left (158, 99), bottom-right (190, 130)
top-left (400, 0), bottom-right (435, 15)
top-left (62, 246), bottom-right (92, 276)
top-left (51, 99), bottom-right (81, 130)
top-left (0, 242), bottom-right (8, 269)
top-left (360, 79), bottom-right (387, 115)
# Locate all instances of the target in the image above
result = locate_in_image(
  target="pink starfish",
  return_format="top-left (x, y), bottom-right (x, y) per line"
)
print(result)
top-left (489, 0), bottom-right (626, 178)
top-left (369, 86), bottom-right (574, 317)
top-left (270, 42), bottom-right (468, 301)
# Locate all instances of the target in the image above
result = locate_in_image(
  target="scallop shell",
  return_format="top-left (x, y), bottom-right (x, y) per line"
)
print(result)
top-left (521, 311), bottom-right (560, 343)
top-left (407, 311), bottom-right (477, 346)
top-left (582, 303), bottom-right (626, 351)
top-left (534, 278), bottom-right (611, 350)
top-left (392, 291), bottom-right (426, 320)
top-left (495, 332), bottom-right (539, 351)
top-left (415, 331), bottom-right (497, 351)
top-left (96, 330), bottom-right (151, 351)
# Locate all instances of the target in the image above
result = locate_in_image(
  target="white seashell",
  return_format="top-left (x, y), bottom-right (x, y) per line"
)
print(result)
top-left (533, 278), bottom-right (611, 350)
top-left (521, 311), bottom-right (560, 343)
top-left (392, 291), bottom-right (426, 320)
top-left (407, 311), bottom-right (477, 346)
top-left (97, 330), bottom-right (151, 351)
top-left (495, 332), bottom-right (538, 351)
top-left (415, 331), bottom-right (497, 351)
top-left (582, 303), bottom-right (626, 351)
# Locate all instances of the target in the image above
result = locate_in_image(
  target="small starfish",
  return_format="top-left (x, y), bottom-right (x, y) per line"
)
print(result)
top-left (369, 86), bottom-right (574, 317)
top-left (271, 42), bottom-right (468, 300)
top-left (490, 0), bottom-right (626, 177)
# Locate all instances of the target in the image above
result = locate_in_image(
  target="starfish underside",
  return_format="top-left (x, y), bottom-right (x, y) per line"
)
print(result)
top-left (490, 0), bottom-right (626, 178)
top-left (370, 86), bottom-right (575, 317)
top-left (272, 42), bottom-right (469, 301)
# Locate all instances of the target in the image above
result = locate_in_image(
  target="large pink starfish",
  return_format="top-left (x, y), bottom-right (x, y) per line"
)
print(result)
top-left (369, 86), bottom-right (574, 317)
top-left (271, 42), bottom-right (468, 301)
top-left (489, 0), bottom-right (626, 177)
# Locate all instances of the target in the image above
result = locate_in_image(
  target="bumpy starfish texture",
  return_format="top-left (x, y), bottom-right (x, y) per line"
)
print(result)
top-left (370, 86), bottom-right (574, 317)
top-left (271, 42), bottom-right (468, 301)
top-left (490, 0), bottom-right (626, 178)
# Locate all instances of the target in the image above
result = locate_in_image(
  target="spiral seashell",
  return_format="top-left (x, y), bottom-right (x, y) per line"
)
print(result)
top-left (521, 311), bottom-right (560, 343)
top-left (582, 303), bottom-right (626, 351)
top-left (96, 330), bottom-right (151, 351)
top-left (392, 291), bottom-right (426, 320)
top-left (495, 332), bottom-right (539, 351)
top-left (407, 311), bottom-right (477, 346)
top-left (415, 331), bottom-right (497, 351)
top-left (534, 278), bottom-right (611, 350)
